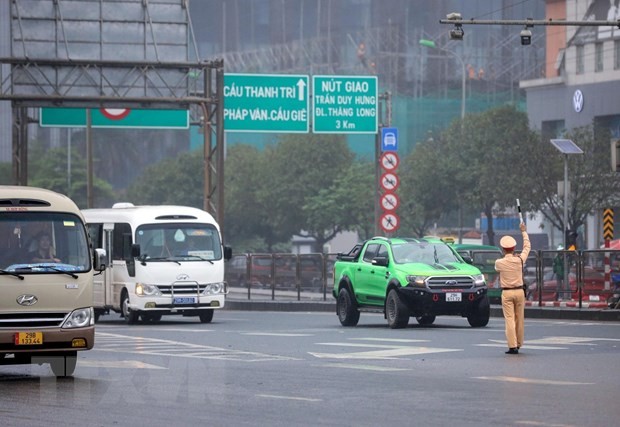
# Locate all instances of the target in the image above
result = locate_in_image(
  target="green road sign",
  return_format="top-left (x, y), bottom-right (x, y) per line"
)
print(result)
top-left (224, 73), bottom-right (309, 133)
top-left (312, 75), bottom-right (378, 134)
top-left (40, 108), bottom-right (189, 129)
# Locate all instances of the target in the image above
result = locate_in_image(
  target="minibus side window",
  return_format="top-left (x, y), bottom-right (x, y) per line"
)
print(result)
top-left (113, 223), bottom-right (135, 277)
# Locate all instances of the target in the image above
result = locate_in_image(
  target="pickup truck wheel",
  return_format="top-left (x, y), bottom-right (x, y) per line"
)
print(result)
top-left (337, 287), bottom-right (360, 326)
top-left (467, 297), bottom-right (490, 327)
top-left (386, 289), bottom-right (409, 329)
top-left (415, 315), bottom-right (436, 326)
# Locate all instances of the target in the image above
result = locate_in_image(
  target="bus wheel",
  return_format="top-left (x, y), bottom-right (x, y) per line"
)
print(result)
top-left (121, 290), bottom-right (140, 324)
top-left (199, 309), bottom-right (214, 323)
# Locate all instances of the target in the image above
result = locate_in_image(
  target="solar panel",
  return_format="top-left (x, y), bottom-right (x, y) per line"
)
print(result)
top-left (550, 139), bottom-right (583, 154)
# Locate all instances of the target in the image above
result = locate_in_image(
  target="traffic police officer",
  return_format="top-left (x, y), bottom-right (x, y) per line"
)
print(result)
top-left (494, 222), bottom-right (530, 355)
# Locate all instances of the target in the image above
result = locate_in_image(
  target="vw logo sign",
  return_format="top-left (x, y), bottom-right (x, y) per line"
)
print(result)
top-left (176, 274), bottom-right (190, 281)
top-left (445, 280), bottom-right (458, 286)
top-left (573, 89), bottom-right (584, 113)
top-left (17, 294), bottom-right (38, 306)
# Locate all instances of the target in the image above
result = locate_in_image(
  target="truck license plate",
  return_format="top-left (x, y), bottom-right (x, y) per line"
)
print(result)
top-left (14, 332), bottom-right (43, 345)
top-left (173, 297), bottom-right (196, 305)
top-left (445, 292), bottom-right (462, 302)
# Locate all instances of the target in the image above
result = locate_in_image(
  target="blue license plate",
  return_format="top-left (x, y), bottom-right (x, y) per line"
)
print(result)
top-left (173, 297), bottom-right (196, 304)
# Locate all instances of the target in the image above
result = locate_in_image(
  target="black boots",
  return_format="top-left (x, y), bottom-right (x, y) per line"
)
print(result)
top-left (505, 347), bottom-right (519, 355)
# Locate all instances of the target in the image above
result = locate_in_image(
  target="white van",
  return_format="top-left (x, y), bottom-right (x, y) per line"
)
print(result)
top-left (82, 204), bottom-right (231, 324)
top-left (0, 186), bottom-right (105, 377)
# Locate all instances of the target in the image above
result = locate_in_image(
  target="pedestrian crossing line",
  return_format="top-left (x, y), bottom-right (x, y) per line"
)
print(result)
top-left (310, 346), bottom-right (461, 360)
top-left (95, 331), bottom-right (298, 362)
top-left (474, 376), bottom-right (595, 386)
top-left (476, 343), bottom-right (568, 350)
top-left (349, 338), bottom-right (430, 343)
top-left (318, 363), bottom-right (411, 372)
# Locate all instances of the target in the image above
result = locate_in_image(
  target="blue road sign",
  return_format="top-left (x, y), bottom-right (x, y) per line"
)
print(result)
top-left (381, 127), bottom-right (398, 152)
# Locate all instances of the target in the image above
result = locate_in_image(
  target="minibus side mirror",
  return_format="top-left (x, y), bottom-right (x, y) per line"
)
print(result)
top-left (94, 248), bottom-right (107, 272)
top-left (224, 246), bottom-right (233, 261)
top-left (131, 244), bottom-right (141, 258)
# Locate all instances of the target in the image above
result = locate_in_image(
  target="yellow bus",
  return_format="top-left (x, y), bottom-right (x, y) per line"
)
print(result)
top-left (0, 186), bottom-right (105, 377)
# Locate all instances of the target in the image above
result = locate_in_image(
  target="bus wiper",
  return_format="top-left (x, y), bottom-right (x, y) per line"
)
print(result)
top-left (16, 265), bottom-right (78, 279)
top-left (181, 254), bottom-right (214, 264)
top-left (0, 269), bottom-right (25, 280)
top-left (139, 256), bottom-right (181, 265)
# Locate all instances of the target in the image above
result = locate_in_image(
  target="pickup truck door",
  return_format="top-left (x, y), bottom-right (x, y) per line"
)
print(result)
top-left (355, 243), bottom-right (389, 305)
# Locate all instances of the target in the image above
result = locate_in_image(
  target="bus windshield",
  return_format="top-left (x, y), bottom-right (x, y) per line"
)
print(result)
top-left (136, 223), bottom-right (222, 261)
top-left (0, 212), bottom-right (90, 273)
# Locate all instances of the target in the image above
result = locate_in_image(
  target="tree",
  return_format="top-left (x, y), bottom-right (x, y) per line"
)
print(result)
top-left (260, 134), bottom-right (355, 252)
top-left (303, 160), bottom-right (375, 248)
top-left (519, 124), bottom-right (620, 239)
top-left (126, 150), bottom-right (204, 208)
top-left (399, 133), bottom-right (458, 237)
top-left (28, 140), bottom-right (115, 208)
top-left (441, 105), bottom-right (537, 245)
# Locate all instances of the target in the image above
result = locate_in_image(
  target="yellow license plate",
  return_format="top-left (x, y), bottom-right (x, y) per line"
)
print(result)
top-left (14, 332), bottom-right (43, 345)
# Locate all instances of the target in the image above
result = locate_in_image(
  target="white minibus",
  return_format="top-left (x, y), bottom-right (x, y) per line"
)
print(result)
top-left (82, 204), bottom-right (231, 324)
top-left (0, 186), bottom-right (105, 377)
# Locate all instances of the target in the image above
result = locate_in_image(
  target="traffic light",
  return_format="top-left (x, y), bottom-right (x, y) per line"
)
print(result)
top-left (565, 229), bottom-right (578, 250)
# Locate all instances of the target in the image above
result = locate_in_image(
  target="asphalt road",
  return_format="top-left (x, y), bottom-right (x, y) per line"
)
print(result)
top-left (1, 310), bottom-right (619, 427)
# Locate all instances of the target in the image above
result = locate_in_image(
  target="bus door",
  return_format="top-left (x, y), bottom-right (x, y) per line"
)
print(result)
top-left (103, 223), bottom-right (114, 307)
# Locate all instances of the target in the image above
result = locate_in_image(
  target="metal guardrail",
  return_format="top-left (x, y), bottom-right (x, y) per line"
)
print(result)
top-left (226, 250), bottom-right (620, 308)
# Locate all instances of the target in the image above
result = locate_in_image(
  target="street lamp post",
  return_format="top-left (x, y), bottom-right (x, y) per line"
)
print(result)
top-left (550, 139), bottom-right (583, 300)
top-left (420, 39), bottom-right (466, 242)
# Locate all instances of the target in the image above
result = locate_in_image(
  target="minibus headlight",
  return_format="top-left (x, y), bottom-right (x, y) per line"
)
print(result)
top-left (203, 282), bottom-right (227, 295)
top-left (62, 307), bottom-right (93, 329)
top-left (136, 283), bottom-right (162, 296)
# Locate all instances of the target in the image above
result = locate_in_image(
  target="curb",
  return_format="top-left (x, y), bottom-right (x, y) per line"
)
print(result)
top-left (225, 299), bottom-right (620, 321)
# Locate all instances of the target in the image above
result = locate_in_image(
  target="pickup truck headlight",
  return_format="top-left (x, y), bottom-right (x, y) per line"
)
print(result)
top-left (406, 275), bottom-right (427, 287)
top-left (472, 274), bottom-right (486, 287)
top-left (136, 283), bottom-right (162, 296)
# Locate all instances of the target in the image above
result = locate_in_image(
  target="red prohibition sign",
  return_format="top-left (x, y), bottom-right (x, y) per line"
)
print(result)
top-left (380, 172), bottom-right (399, 192)
top-left (100, 108), bottom-right (131, 120)
top-left (380, 192), bottom-right (399, 211)
top-left (380, 152), bottom-right (399, 171)
top-left (380, 212), bottom-right (400, 233)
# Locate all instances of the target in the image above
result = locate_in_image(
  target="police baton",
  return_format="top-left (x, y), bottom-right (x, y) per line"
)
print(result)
top-left (516, 198), bottom-right (524, 224)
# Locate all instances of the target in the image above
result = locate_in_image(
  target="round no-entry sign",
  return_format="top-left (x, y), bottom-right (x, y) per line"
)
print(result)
top-left (100, 108), bottom-right (131, 120)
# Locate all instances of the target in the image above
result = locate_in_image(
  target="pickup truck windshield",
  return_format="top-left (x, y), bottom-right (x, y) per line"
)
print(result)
top-left (391, 242), bottom-right (462, 265)
top-left (136, 223), bottom-right (222, 261)
top-left (0, 212), bottom-right (90, 273)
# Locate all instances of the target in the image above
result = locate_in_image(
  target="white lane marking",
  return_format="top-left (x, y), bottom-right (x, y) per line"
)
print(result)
top-left (79, 360), bottom-right (167, 370)
top-left (474, 376), bottom-right (595, 386)
top-left (310, 346), bottom-right (461, 359)
top-left (257, 394), bottom-right (322, 402)
top-left (527, 336), bottom-right (620, 344)
top-left (349, 338), bottom-right (430, 343)
top-left (95, 331), bottom-right (298, 362)
top-left (319, 363), bottom-right (411, 372)
top-left (241, 333), bottom-right (314, 337)
top-left (514, 421), bottom-right (578, 426)
top-left (476, 343), bottom-right (568, 350)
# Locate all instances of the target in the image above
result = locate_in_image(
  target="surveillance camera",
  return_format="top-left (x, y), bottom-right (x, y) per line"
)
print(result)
top-left (450, 25), bottom-right (464, 41)
top-left (520, 29), bottom-right (532, 45)
top-left (446, 12), bottom-right (462, 21)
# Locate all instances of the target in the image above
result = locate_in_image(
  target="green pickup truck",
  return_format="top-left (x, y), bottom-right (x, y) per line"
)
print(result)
top-left (332, 237), bottom-right (490, 329)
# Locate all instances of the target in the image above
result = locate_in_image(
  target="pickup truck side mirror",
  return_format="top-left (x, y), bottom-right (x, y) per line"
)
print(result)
top-left (372, 256), bottom-right (389, 267)
top-left (461, 255), bottom-right (473, 264)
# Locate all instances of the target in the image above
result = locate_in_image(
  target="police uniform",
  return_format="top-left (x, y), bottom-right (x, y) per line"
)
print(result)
top-left (494, 230), bottom-right (530, 354)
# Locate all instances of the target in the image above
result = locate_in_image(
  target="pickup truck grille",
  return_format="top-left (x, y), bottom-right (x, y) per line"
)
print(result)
top-left (158, 282), bottom-right (206, 296)
top-left (0, 312), bottom-right (68, 328)
top-left (427, 276), bottom-right (474, 290)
